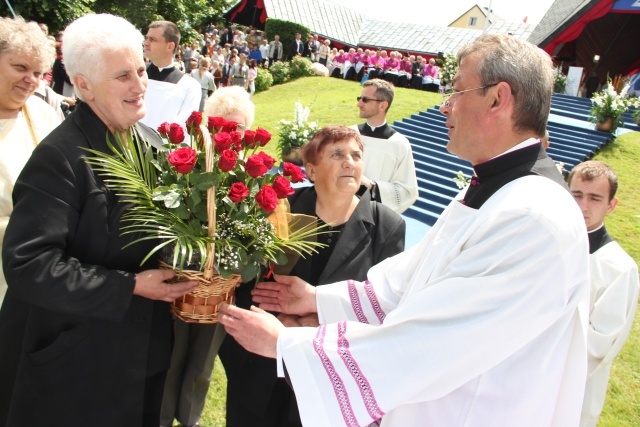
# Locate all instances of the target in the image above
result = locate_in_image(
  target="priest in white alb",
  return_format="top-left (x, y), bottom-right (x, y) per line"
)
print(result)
top-left (219, 35), bottom-right (590, 427)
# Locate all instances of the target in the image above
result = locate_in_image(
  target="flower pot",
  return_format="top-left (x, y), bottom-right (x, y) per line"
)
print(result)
top-left (283, 147), bottom-right (304, 166)
top-left (596, 118), bottom-right (615, 133)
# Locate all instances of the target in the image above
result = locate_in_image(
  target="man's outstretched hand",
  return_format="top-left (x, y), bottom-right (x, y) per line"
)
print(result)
top-left (251, 274), bottom-right (317, 315)
top-left (218, 303), bottom-right (284, 358)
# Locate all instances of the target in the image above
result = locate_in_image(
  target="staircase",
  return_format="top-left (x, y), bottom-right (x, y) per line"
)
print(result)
top-left (395, 93), bottom-right (623, 227)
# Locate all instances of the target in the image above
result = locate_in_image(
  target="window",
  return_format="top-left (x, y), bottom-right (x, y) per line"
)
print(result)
top-left (469, 17), bottom-right (477, 26)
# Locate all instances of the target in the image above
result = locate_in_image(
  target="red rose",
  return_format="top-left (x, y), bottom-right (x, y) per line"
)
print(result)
top-left (222, 120), bottom-right (238, 133)
top-left (255, 127), bottom-right (272, 146)
top-left (228, 182), bottom-right (249, 203)
top-left (243, 129), bottom-right (257, 148)
top-left (168, 123), bottom-right (185, 144)
top-left (283, 162), bottom-right (306, 183)
top-left (186, 111), bottom-right (202, 134)
top-left (245, 154), bottom-right (269, 178)
top-left (214, 132), bottom-right (233, 153)
top-left (167, 147), bottom-right (198, 174)
top-left (208, 116), bottom-right (226, 132)
top-left (218, 149), bottom-right (237, 172)
top-left (256, 151), bottom-right (276, 169)
top-left (157, 122), bottom-right (171, 138)
top-left (255, 185), bottom-right (278, 212)
top-left (229, 131), bottom-right (243, 151)
top-left (272, 175), bottom-right (295, 198)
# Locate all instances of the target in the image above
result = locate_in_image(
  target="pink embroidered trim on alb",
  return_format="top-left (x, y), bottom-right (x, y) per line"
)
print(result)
top-left (364, 280), bottom-right (386, 324)
top-left (313, 325), bottom-right (359, 427)
top-left (348, 280), bottom-right (369, 324)
top-left (338, 321), bottom-right (385, 421)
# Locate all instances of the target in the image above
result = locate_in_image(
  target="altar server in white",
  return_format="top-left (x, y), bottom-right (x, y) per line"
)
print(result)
top-left (219, 34), bottom-right (590, 427)
top-left (351, 79), bottom-right (418, 214)
top-left (568, 161), bottom-right (639, 427)
top-left (142, 20), bottom-right (200, 133)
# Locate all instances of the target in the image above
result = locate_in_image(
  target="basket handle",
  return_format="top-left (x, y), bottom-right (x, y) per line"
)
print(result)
top-left (202, 125), bottom-right (216, 279)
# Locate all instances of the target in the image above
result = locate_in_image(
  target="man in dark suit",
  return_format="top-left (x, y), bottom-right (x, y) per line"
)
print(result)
top-left (221, 56), bottom-right (235, 87)
top-left (411, 55), bottom-right (425, 89)
top-left (290, 32), bottom-right (304, 58)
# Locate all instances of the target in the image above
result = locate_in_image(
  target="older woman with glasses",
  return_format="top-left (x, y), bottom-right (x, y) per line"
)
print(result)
top-left (0, 16), bottom-right (60, 305)
top-left (0, 14), bottom-right (196, 426)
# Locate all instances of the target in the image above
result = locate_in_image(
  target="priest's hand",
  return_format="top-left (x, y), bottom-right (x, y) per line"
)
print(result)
top-left (252, 274), bottom-right (317, 315)
top-left (219, 303), bottom-right (283, 358)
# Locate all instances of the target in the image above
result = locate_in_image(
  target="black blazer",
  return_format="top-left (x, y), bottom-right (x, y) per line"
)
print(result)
top-left (219, 186), bottom-right (405, 425)
top-left (290, 39), bottom-right (304, 57)
top-left (0, 102), bottom-right (171, 426)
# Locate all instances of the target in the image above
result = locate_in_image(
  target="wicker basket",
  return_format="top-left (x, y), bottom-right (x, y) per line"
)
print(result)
top-left (164, 127), bottom-right (241, 324)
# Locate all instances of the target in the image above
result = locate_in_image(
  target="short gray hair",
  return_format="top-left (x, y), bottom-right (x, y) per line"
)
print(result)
top-left (0, 16), bottom-right (55, 73)
top-left (62, 14), bottom-right (144, 100)
top-left (204, 86), bottom-right (255, 129)
top-left (457, 34), bottom-right (553, 137)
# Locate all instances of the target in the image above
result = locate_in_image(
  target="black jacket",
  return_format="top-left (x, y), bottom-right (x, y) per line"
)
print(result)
top-left (220, 186), bottom-right (405, 425)
top-left (0, 102), bottom-right (172, 426)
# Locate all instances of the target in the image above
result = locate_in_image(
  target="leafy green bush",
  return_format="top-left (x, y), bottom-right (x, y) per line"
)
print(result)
top-left (255, 67), bottom-right (273, 93)
top-left (289, 56), bottom-right (314, 80)
top-left (264, 18), bottom-right (310, 60)
top-left (269, 61), bottom-right (291, 85)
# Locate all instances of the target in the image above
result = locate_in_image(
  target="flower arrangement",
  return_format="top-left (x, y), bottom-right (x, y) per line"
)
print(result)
top-left (84, 111), bottom-right (320, 283)
top-left (438, 52), bottom-right (458, 87)
top-left (553, 65), bottom-right (567, 94)
top-left (276, 100), bottom-right (319, 161)
top-left (589, 78), bottom-right (630, 133)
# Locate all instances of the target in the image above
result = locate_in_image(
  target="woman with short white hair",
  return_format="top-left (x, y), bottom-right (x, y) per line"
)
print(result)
top-left (0, 14), bottom-right (196, 426)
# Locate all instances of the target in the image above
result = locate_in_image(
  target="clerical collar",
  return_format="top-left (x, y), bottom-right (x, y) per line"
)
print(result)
top-left (151, 63), bottom-right (175, 72)
top-left (588, 223), bottom-right (613, 254)
top-left (365, 121), bottom-right (387, 133)
top-left (461, 142), bottom-right (567, 210)
top-left (473, 139), bottom-right (542, 179)
top-left (485, 138), bottom-right (540, 163)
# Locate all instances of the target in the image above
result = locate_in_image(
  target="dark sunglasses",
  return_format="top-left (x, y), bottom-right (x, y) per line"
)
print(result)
top-left (357, 96), bottom-right (385, 103)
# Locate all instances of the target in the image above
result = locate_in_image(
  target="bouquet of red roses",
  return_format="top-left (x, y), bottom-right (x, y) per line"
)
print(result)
top-left (85, 111), bottom-right (320, 283)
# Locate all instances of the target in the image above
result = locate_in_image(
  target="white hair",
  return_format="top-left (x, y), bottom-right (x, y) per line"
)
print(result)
top-left (62, 14), bottom-right (144, 100)
top-left (204, 86), bottom-right (255, 129)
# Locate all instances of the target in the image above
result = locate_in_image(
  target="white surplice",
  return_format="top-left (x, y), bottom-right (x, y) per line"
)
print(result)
top-left (580, 240), bottom-right (639, 427)
top-left (142, 74), bottom-right (201, 134)
top-left (277, 175), bottom-right (590, 427)
top-left (351, 126), bottom-right (418, 214)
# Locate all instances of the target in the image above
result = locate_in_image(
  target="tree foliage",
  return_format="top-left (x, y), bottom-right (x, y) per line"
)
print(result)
top-left (1, 0), bottom-right (94, 33)
top-left (1, 0), bottom-right (232, 42)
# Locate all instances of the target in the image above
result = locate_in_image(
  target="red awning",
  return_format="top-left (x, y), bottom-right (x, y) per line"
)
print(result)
top-left (543, 0), bottom-right (616, 55)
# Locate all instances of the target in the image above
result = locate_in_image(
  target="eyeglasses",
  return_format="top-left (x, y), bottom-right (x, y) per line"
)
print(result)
top-left (442, 83), bottom-right (498, 107)
top-left (357, 96), bottom-right (385, 103)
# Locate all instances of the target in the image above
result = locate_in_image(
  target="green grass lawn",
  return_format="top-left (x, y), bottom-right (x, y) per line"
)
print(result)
top-left (198, 77), bottom-right (640, 427)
